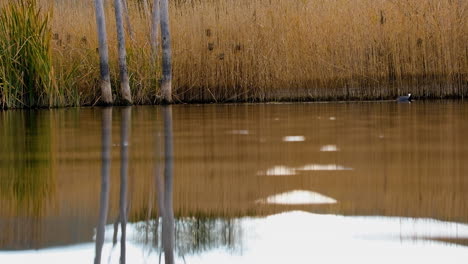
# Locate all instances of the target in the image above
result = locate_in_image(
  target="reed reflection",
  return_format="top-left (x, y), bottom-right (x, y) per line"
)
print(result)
top-left (0, 111), bottom-right (56, 249)
top-left (94, 107), bottom-right (112, 264)
top-left (0, 111), bottom-right (55, 216)
top-left (173, 218), bottom-right (241, 256)
top-left (147, 106), bottom-right (243, 259)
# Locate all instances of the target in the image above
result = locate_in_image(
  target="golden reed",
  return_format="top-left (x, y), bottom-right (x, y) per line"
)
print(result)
top-left (18, 0), bottom-right (468, 105)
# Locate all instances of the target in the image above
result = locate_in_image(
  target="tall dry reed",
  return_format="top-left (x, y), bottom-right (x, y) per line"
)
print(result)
top-left (7, 0), bottom-right (468, 106)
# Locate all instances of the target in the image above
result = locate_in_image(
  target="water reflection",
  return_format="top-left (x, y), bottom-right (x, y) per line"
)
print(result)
top-left (3, 211), bottom-right (468, 263)
top-left (260, 164), bottom-right (352, 176)
top-left (282, 136), bottom-right (305, 142)
top-left (136, 106), bottom-right (242, 259)
top-left (320, 145), bottom-right (338, 152)
top-left (95, 107), bottom-right (132, 264)
top-left (0, 111), bottom-right (57, 250)
top-left (94, 107), bottom-right (112, 264)
top-left (117, 107), bottom-right (131, 264)
top-left (174, 217), bottom-right (241, 256)
top-left (90, 106), bottom-right (181, 263)
top-left (0, 111), bottom-right (55, 217)
top-left (161, 106), bottom-right (175, 264)
top-left (256, 190), bottom-right (337, 205)
top-left (1, 102), bottom-right (468, 262)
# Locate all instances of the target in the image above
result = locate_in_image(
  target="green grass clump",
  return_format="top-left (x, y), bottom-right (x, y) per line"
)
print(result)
top-left (0, 0), bottom-right (60, 109)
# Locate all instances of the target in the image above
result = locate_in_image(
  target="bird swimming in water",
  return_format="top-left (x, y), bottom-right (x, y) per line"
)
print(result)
top-left (397, 93), bottom-right (412, 102)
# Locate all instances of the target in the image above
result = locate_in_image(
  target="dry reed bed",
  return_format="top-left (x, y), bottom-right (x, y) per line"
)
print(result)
top-left (46, 0), bottom-right (468, 104)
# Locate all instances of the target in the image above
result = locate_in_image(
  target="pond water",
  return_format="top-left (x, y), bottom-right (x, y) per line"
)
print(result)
top-left (1, 101), bottom-right (468, 263)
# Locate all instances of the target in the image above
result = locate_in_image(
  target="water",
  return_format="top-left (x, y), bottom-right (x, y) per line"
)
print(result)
top-left (1, 102), bottom-right (468, 263)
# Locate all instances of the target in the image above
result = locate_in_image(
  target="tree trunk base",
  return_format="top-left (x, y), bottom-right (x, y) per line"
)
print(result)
top-left (161, 79), bottom-right (172, 104)
top-left (120, 81), bottom-right (133, 105)
top-left (100, 79), bottom-right (113, 105)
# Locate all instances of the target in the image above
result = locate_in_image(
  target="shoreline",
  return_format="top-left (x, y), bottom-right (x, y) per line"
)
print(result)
top-left (1, 94), bottom-right (466, 111)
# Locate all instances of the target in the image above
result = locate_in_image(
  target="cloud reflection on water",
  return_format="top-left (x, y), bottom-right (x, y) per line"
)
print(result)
top-left (3, 211), bottom-right (468, 264)
top-left (256, 190), bottom-right (337, 205)
top-left (320, 145), bottom-right (339, 151)
top-left (260, 164), bottom-right (353, 176)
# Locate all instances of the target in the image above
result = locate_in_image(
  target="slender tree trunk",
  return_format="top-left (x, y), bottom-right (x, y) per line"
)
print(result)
top-left (114, 0), bottom-right (133, 105)
top-left (150, 0), bottom-right (160, 57)
top-left (119, 107), bottom-right (131, 264)
top-left (121, 0), bottom-right (134, 40)
top-left (94, 0), bottom-right (113, 105)
top-left (159, 0), bottom-right (172, 103)
top-left (162, 106), bottom-right (174, 264)
top-left (94, 107), bottom-right (112, 264)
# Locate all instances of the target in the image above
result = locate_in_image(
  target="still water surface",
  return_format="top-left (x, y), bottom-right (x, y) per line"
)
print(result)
top-left (1, 102), bottom-right (468, 263)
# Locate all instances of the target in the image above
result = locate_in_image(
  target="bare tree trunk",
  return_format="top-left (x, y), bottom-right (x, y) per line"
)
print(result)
top-left (119, 107), bottom-right (131, 264)
top-left (150, 0), bottom-right (160, 57)
top-left (94, 0), bottom-right (113, 105)
top-left (159, 0), bottom-right (172, 103)
top-left (121, 0), bottom-right (134, 40)
top-left (162, 106), bottom-right (174, 264)
top-left (94, 107), bottom-right (112, 264)
top-left (114, 0), bottom-right (133, 105)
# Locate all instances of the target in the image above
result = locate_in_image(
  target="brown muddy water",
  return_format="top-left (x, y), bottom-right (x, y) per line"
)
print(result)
top-left (1, 101), bottom-right (468, 263)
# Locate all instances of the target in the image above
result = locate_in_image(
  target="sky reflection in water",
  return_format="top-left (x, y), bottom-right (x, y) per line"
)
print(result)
top-left (2, 211), bottom-right (468, 264)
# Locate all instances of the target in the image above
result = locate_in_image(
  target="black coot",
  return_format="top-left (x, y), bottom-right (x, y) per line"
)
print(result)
top-left (397, 93), bottom-right (412, 102)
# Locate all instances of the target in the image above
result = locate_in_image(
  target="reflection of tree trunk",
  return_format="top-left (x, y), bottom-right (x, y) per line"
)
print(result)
top-left (119, 107), bottom-right (131, 264)
top-left (95, 107), bottom-right (112, 264)
top-left (154, 128), bottom-right (164, 247)
top-left (162, 106), bottom-right (174, 264)
top-left (113, 217), bottom-right (119, 246)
